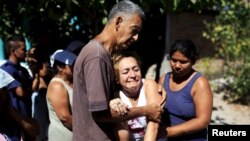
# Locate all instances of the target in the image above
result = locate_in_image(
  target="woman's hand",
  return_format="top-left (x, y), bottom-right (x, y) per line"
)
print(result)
top-left (157, 84), bottom-right (167, 107)
top-left (109, 98), bottom-right (129, 116)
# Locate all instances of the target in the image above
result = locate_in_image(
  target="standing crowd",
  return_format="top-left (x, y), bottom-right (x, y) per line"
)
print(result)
top-left (0, 0), bottom-right (213, 141)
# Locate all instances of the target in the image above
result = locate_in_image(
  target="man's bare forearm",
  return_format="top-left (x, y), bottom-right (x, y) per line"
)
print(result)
top-left (93, 106), bottom-right (147, 123)
top-left (93, 103), bottom-right (162, 123)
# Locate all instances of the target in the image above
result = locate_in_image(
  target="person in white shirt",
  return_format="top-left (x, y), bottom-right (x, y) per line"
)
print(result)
top-left (111, 51), bottom-right (167, 141)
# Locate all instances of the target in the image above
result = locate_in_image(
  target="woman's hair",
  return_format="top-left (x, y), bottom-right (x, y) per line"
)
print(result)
top-left (113, 51), bottom-right (142, 72)
top-left (107, 0), bottom-right (145, 23)
top-left (47, 60), bottom-right (67, 77)
top-left (169, 38), bottom-right (199, 64)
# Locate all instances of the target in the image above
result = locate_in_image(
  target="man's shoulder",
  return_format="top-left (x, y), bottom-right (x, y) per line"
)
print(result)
top-left (0, 59), bottom-right (7, 66)
top-left (83, 40), bottom-right (105, 52)
top-left (80, 40), bottom-right (110, 60)
top-left (0, 60), bottom-right (14, 73)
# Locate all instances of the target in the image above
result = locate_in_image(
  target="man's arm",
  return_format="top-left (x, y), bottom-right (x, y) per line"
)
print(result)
top-left (92, 103), bottom-right (162, 123)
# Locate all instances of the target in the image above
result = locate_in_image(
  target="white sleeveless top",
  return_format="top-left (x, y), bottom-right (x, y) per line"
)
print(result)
top-left (46, 77), bottom-right (73, 141)
top-left (119, 79), bottom-right (147, 141)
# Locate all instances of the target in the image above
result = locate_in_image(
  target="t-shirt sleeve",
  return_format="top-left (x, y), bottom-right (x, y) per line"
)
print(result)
top-left (0, 68), bottom-right (21, 89)
top-left (8, 79), bottom-right (21, 90)
top-left (84, 58), bottom-right (111, 111)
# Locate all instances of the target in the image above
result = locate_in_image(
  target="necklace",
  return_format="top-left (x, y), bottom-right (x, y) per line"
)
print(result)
top-left (128, 97), bottom-right (138, 107)
top-left (123, 91), bottom-right (139, 106)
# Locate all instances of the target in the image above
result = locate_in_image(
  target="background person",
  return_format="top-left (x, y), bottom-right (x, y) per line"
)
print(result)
top-left (0, 35), bottom-right (39, 141)
top-left (159, 39), bottom-right (213, 141)
top-left (46, 49), bottom-right (76, 141)
top-left (65, 40), bottom-right (84, 56)
top-left (0, 35), bottom-right (34, 117)
top-left (28, 46), bottom-right (51, 141)
top-left (0, 68), bottom-right (39, 141)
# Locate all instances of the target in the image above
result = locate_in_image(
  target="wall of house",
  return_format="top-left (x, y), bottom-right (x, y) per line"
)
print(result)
top-left (168, 12), bottom-right (216, 57)
top-left (148, 11), bottom-right (217, 80)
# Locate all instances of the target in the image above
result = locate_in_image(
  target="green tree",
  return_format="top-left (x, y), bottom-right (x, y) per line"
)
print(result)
top-left (0, 0), bottom-right (113, 45)
top-left (1, 0), bottom-right (226, 79)
top-left (203, 0), bottom-right (250, 104)
top-left (0, 0), bottom-right (220, 44)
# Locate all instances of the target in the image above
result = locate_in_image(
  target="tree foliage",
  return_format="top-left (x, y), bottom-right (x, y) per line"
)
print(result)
top-left (0, 0), bottom-right (220, 43)
top-left (0, 0), bottom-right (114, 45)
top-left (0, 0), bottom-right (227, 78)
top-left (203, 0), bottom-right (250, 104)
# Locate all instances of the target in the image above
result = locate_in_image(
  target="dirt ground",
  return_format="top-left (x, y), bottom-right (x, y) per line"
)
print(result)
top-left (194, 58), bottom-right (250, 125)
top-left (210, 81), bottom-right (250, 125)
